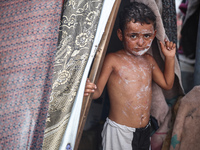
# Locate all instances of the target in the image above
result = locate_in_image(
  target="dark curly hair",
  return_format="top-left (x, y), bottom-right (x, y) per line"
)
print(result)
top-left (119, 2), bottom-right (156, 32)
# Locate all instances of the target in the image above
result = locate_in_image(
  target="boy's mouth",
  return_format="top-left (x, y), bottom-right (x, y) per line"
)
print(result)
top-left (131, 48), bottom-right (149, 56)
top-left (135, 47), bottom-right (149, 51)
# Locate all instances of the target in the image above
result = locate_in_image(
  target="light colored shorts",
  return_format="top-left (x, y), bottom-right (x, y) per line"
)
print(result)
top-left (101, 118), bottom-right (151, 150)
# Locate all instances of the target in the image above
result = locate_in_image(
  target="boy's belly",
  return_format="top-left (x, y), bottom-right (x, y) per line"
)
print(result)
top-left (108, 103), bottom-right (151, 128)
top-left (107, 70), bottom-right (152, 128)
top-left (107, 83), bottom-right (152, 128)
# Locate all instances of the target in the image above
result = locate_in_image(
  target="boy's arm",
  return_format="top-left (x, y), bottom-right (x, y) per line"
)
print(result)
top-left (151, 40), bottom-right (176, 90)
top-left (84, 53), bottom-right (114, 99)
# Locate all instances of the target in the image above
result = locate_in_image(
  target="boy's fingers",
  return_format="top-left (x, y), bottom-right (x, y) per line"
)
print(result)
top-left (84, 78), bottom-right (97, 97)
top-left (160, 41), bottom-right (164, 49)
top-left (84, 88), bottom-right (95, 93)
top-left (84, 88), bottom-right (95, 96)
top-left (160, 41), bottom-right (169, 51)
top-left (86, 79), bottom-right (97, 88)
top-left (84, 92), bottom-right (89, 96)
top-left (165, 41), bottom-right (170, 50)
top-left (85, 82), bottom-right (97, 89)
top-left (84, 92), bottom-right (90, 96)
top-left (173, 43), bottom-right (176, 49)
top-left (164, 40), bottom-right (176, 50)
top-left (169, 41), bottom-right (174, 49)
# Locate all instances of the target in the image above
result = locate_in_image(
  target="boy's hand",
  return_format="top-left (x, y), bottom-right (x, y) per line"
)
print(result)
top-left (160, 39), bottom-right (176, 58)
top-left (84, 78), bottom-right (97, 96)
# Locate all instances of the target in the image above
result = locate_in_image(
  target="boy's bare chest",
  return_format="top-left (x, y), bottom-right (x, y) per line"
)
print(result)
top-left (113, 59), bottom-right (152, 82)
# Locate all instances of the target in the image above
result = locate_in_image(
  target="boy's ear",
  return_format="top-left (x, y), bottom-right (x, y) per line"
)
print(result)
top-left (117, 29), bottom-right (123, 41)
top-left (153, 30), bottom-right (157, 38)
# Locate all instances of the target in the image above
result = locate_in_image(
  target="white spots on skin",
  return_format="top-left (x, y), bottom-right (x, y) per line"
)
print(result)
top-left (124, 78), bottom-right (137, 84)
top-left (135, 78), bottom-right (151, 101)
top-left (116, 49), bottom-right (152, 124)
top-left (152, 64), bottom-right (156, 70)
top-left (118, 66), bottom-right (137, 85)
top-left (125, 101), bottom-right (149, 111)
top-left (117, 57), bottom-right (151, 86)
top-left (122, 110), bottom-right (128, 118)
top-left (122, 99), bottom-right (150, 124)
top-left (139, 65), bottom-right (147, 78)
top-left (118, 79), bottom-right (122, 84)
top-left (146, 39), bottom-right (153, 47)
top-left (132, 22), bottom-right (155, 34)
top-left (119, 58), bottom-right (152, 103)
top-left (140, 84), bottom-right (150, 93)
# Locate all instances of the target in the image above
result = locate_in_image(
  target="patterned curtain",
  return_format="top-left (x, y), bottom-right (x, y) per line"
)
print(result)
top-left (43, 0), bottom-right (103, 149)
top-left (0, 0), bottom-right (62, 149)
top-left (162, 0), bottom-right (177, 44)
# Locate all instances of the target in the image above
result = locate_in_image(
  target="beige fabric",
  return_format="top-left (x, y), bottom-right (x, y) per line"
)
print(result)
top-left (43, 0), bottom-right (103, 149)
top-left (170, 86), bottom-right (200, 150)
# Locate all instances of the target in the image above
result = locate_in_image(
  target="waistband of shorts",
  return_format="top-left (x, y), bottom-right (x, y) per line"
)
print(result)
top-left (106, 118), bottom-right (150, 132)
top-left (136, 121), bottom-right (151, 131)
top-left (106, 118), bottom-right (136, 132)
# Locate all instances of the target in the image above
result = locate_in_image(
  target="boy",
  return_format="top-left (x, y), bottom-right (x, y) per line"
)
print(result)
top-left (84, 2), bottom-right (176, 150)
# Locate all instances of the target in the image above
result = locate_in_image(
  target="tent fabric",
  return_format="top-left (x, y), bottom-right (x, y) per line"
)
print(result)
top-left (162, 0), bottom-right (177, 44)
top-left (58, 0), bottom-right (117, 149)
top-left (170, 86), bottom-right (200, 150)
top-left (0, 0), bottom-right (62, 149)
top-left (42, 0), bottom-right (104, 149)
top-left (180, 0), bottom-right (200, 58)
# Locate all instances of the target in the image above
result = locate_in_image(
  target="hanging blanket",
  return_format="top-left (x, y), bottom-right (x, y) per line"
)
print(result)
top-left (42, 0), bottom-right (104, 150)
top-left (0, 1), bottom-right (62, 149)
top-left (169, 86), bottom-right (200, 150)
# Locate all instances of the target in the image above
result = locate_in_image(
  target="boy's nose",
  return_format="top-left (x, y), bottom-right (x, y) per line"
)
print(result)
top-left (137, 37), bottom-right (144, 46)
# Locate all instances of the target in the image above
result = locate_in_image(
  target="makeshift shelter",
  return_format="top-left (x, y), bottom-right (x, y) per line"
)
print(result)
top-left (1, 0), bottom-right (200, 150)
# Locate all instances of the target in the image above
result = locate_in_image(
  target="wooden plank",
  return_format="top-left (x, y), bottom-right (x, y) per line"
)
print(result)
top-left (74, 0), bottom-right (121, 149)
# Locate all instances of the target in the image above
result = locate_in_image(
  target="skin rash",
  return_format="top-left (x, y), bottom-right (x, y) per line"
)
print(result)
top-left (84, 20), bottom-right (176, 128)
top-left (122, 22), bottom-right (155, 56)
top-left (117, 53), bottom-right (152, 125)
top-left (110, 21), bottom-right (156, 126)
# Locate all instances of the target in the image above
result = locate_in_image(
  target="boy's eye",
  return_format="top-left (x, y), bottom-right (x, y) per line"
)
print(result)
top-left (144, 34), bottom-right (151, 38)
top-left (130, 34), bottom-right (137, 38)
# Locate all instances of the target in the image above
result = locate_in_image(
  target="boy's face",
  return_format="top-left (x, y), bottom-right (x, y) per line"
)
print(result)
top-left (117, 20), bottom-right (156, 56)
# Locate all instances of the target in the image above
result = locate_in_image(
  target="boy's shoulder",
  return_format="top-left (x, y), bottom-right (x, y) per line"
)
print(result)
top-left (105, 50), bottom-right (122, 59)
top-left (144, 53), bottom-right (156, 65)
top-left (141, 53), bottom-right (153, 59)
top-left (103, 51), bottom-right (124, 66)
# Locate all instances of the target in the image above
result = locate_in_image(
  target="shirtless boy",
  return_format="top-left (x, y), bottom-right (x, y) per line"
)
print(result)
top-left (84, 2), bottom-right (176, 150)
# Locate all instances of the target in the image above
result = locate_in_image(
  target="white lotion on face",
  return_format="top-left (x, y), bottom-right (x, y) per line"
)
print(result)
top-left (131, 38), bottom-right (153, 56)
top-left (131, 48), bottom-right (149, 56)
top-left (128, 26), bottom-right (155, 56)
